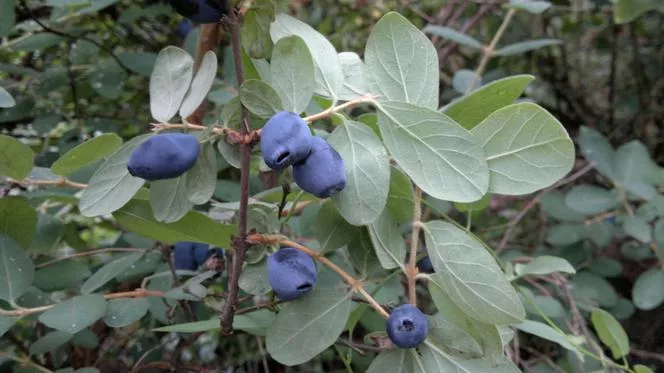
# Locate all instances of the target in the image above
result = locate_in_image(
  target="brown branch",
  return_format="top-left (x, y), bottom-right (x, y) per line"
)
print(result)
top-left (35, 248), bottom-right (145, 268)
top-left (10, 177), bottom-right (87, 189)
top-left (407, 187), bottom-right (423, 306)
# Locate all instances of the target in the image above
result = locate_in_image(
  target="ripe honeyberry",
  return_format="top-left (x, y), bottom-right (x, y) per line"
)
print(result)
top-left (293, 136), bottom-right (346, 198)
top-left (173, 242), bottom-right (198, 271)
top-left (168, 0), bottom-right (226, 24)
top-left (193, 245), bottom-right (224, 266)
top-left (386, 304), bottom-right (429, 349)
top-left (416, 256), bottom-right (434, 274)
top-left (267, 247), bottom-right (317, 301)
top-left (127, 133), bottom-right (200, 181)
top-left (260, 111), bottom-right (312, 170)
top-left (177, 20), bottom-right (193, 38)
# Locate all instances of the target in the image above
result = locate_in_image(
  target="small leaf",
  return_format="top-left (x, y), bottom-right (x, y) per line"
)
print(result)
top-left (614, 141), bottom-right (656, 199)
top-left (452, 69), bottom-right (482, 94)
top-left (39, 294), bottom-right (108, 334)
top-left (87, 59), bottom-right (126, 99)
top-left (613, 0), bottom-right (661, 24)
top-left (150, 46), bottom-right (194, 122)
top-left (239, 79), bottom-right (283, 118)
top-left (328, 119), bottom-right (390, 225)
top-left (516, 320), bottom-right (579, 352)
top-left (506, 0), bottom-right (552, 14)
top-left (546, 224), bottom-right (586, 246)
top-left (632, 269), bottom-right (664, 311)
top-left (338, 52), bottom-right (369, 101)
top-left (0, 196), bottom-right (37, 248)
top-left (634, 365), bottom-right (655, 373)
top-left (117, 51), bottom-right (157, 77)
top-left (239, 260), bottom-right (271, 295)
top-left (366, 350), bottom-right (413, 373)
top-left (0, 86), bottom-right (16, 108)
top-left (149, 175), bottom-right (194, 223)
top-left (572, 271), bottom-right (618, 308)
top-left (81, 252), bottom-right (145, 294)
top-left (386, 166), bottom-right (414, 224)
top-left (444, 75), bottom-right (534, 130)
top-left (103, 298), bottom-right (150, 327)
top-left (179, 51), bottom-right (218, 118)
top-left (565, 185), bottom-right (619, 215)
top-left (591, 308), bottom-right (630, 359)
top-left (0, 315), bottom-right (16, 338)
top-left (185, 142), bottom-right (217, 204)
top-left (494, 39), bottom-right (561, 56)
top-left (577, 126), bottom-right (616, 180)
top-left (0, 235), bottom-right (35, 302)
top-left (29, 331), bottom-right (74, 356)
top-left (0, 134), bottom-right (35, 179)
top-left (34, 260), bottom-right (91, 292)
top-left (376, 101), bottom-right (489, 203)
top-left (365, 12), bottom-right (438, 109)
top-left (113, 199), bottom-right (235, 247)
top-left (315, 200), bottom-right (360, 253)
top-left (514, 255), bottom-right (575, 277)
top-left (241, 4), bottom-right (275, 59)
top-left (422, 25), bottom-right (483, 49)
top-left (470, 102), bottom-right (575, 195)
top-left (52, 134), bottom-right (123, 176)
top-left (623, 215), bottom-right (652, 243)
top-left (79, 134), bottom-right (150, 217)
top-left (423, 221), bottom-right (525, 325)
top-left (271, 35), bottom-right (315, 113)
top-left (367, 210), bottom-right (406, 270)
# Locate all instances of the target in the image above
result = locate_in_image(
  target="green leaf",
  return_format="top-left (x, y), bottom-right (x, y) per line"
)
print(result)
top-left (79, 134), bottom-right (150, 217)
top-left (614, 0), bottom-right (661, 24)
top-left (117, 51), bottom-right (157, 77)
top-left (577, 126), bottom-right (616, 180)
top-left (631, 269), bottom-right (664, 310)
top-left (572, 271), bottom-right (618, 308)
top-left (590, 308), bottom-right (629, 359)
top-left (454, 193), bottom-right (491, 213)
top-left (386, 166), bottom-right (414, 224)
top-left (506, 0), bottom-right (552, 14)
top-left (113, 199), bottom-right (235, 247)
top-left (315, 200), bottom-right (359, 253)
top-left (420, 341), bottom-right (519, 373)
top-left (239, 260), bottom-right (271, 295)
top-left (0, 134), bottom-right (35, 179)
top-left (623, 215), bottom-right (652, 243)
top-left (470, 102), bottom-right (574, 195)
top-left (38, 294), bottom-right (107, 334)
top-left (270, 14), bottom-right (343, 98)
top-left (376, 101), bottom-right (489, 203)
top-left (81, 252), bottom-right (145, 294)
top-left (185, 142), bottom-right (217, 204)
top-left (52, 134), bottom-right (123, 176)
top-left (154, 318), bottom-right (219, 332)
top-left (29, 331), bottom-right (74, 356)
top-left (0, 235), bottom-right (35, 302)
top-left (87, 59), bottom-right (126, 99)
top-left (515, 320), bottom-right (579, 352)
top-left (494, 39), bottom-right (561, 56)
top-left (149, 175), bottom-right (194, 223)
top-left (149, 46), bottom-right (194, 123)
top-left (610, 297), bottom-right (636, 320)
top-left (367, 209), bottom-right (406, 270)
top-left (365, 12), bottom-right (438, 109)
top-left (0, 196), bottom-right (37, 248)
top-left (514, 255), bottom-right (575, 277)
top-left (239, 79), bottom-right (283, 118)
top-left (328, 119), bottom-right (390, 225)
top-left (0, 0), bottom-right (15, 37)
top-left (0, 315), bottom-right (16, 338)
top-left (589, 257), bottom-right (622, 278)
top-left (179, 51), bottom-right (218, 118)
top-left (241, 3), bottom-right (275, 59)
top-left (270, 36), bottom-right (314, 113)
top-left (546, 224), bottom-right (585, 246)
top-left (422, 25), bottom-right (483, 49)
top-left (423, 221), bottom-right (525, 325)
top-left (452, 69), bottom-right (482, 94)
top-left (266, 274), bottom-right (353, 366)
top-left (427, 313), bottom-right (483, 357)
top-left (523, 295), bottom-right (565, 319)
top-left (366, 350), bottom-right (413, 373)
top-left (634, 365), bottom-right (655, 373)
top-left (444, 75), bottom-right (534, 130)
top-left (614, 140), bottom-right (656, 199)
top-left (231, 309), bottom-right (276, 336)
top-left (348, 229), bottom-right (383, 277)
top-left (217, 137), bottom-right (241, 169)
top-left (564, 185), bottom-right (618, 215)
top-left (103, 298), bottom-right (150, 327)
top-left (37, 67), bottom-right (68, 95)
top-left (338, 52), bottom-right (369, 100)
top-left (0, 86), bottom-right (15, 108)
top-left (34, 260), bottom-right (91, 292)
top-left (10, 33), bottom-right (65, 52)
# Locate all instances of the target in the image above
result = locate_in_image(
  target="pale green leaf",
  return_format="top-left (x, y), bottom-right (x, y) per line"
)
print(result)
top-left (589, 257), bottom-right (622, 278)
top-left (546, 224), bottom-right (585, 246)
top-left (52, 134), bottom-right (122, 176)
top-left (328, 119), bottom-right (390, 225)
top-left (420, 341), bottom-right (520, 373)
top-left (565, 185), bottom-right (619, 215)
top-left (34, 260), bottom-right (91, 292)
top-left (87, 59), bottom-right (126, 99)
top-left (514, 255), bottom-right (575, 277)
top-left (79, 134), bottom-right (151, 217)
top-left (494, 39), bottom-right (561, 56)
top-left (471, 102), bottom-right (575, 195)
top-left (103, 298), bottom-right (150, 327)
top-left (81, 252), bottom-right (145, 294)
top-left (0, 134), bottom-right (35, 179)
top-left (444, 75), bottom-right (534, 130)
top-left (422, 25), bottom-right (483, 49)
top-left (217, 138), bottom-right (241, 169)
top-left (0, 86), bottom-right (15, 107)
top-left (149, 46), bottom-right (194, 122)
top-left (423, 220), bottom-right (525, 325)
top-left (315, 200), bottom-right (360, 253)
top-left (366, 350), bottom-right (413, 373)
top-left (623, 215), bottom-right (652, 243)
top-left (590, 308), bottom-right (629, 359)
top-left (631, 269), bottom-right (664, 310)
top-left (614, 141), bottom-right (656, 200)
top-left (0, 196), bottom-right (37, 248)
top-left (271, 36), bottom-right (315, 113)
top-left (150, 176), bottom-right (194, 223)
top-left (338, 52), bottom-right (369, 100)
top-left (506, 0), bottom-right (552, 14)
top-left (367, 209), bottom-right (406, 270)
top-left (179, 51), bottom-right (218, 118)
top-left (239, 260), bottom-right (271, 295)
top-left (365, 12), bottom-right (438, 109)
top-left (516, 320), bottom-right (579, 352)
top-left (577, 126), bottom-right (616, 180)
top-left (0, 315), bottom-right (16, 338)
top-left (572, 271), bottom-right (618, 308)
top-left (452, 69), bottom-right (482, 94)
top-left (0, 235), bottom-right (35, 302)
top-left (117, 51), bottom-right (156, 77)
top-left (376, 101), bottom-right (489, 203)
top-left (29, 331), bottom-right (74, 356)
top-left (386, 166), bottom-right (414, 224)
top-left (185, 142), bottom-right (217, 204)
top-left (38, 294), bottom-right (107, 334)
top-left (239, 79), bottom-right (283, 118)
top-left (539, 191), bottom-right (585, 222)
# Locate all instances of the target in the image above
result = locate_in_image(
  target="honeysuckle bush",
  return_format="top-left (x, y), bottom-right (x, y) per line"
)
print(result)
top-left (1, 1), bottom-right (663, 372)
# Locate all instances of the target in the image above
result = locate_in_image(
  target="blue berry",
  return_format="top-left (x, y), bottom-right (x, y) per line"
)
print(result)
top-left (386, 304), bottom-right (429, 349)
top-left (292, 136), bottom-right (346, 198)
top-left (168, 0), bottom-right (226, 24)
top-left (416, 256), bottom-right (434, 274)
top-left (177, 20), bottom-right (193, 38)
top-left (127, 133), bottom-right (200, 181)
top-left (260, 111), bottom-right (313, 170)
top-left (267, 247), bottom-right (317, 301)
top-left (173, 242), bottom-right (197, 271)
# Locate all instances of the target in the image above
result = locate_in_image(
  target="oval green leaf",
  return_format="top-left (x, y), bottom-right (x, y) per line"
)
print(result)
top-left (0, 134), bottom-right (34, 179)
top-left (0, 235), bottom-right (35, 302)
top-left (38, 294), bottom-right (108, 334)
top-left (52, 134), bottom-right (123, 176)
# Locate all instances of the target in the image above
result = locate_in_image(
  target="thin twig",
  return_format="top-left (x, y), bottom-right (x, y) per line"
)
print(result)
top-left (408, 187), bottom-right (423, 306)
top-left (10, 177), bottom-right (87, 189)
top-left (36, 248), bottom-right (145, 268)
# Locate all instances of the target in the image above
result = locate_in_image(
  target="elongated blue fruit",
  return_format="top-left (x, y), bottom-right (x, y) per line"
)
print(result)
top-left (293, 136), bottom-right (346, 198)
top-left (267, 247), bottom-right (317, 301)
top-left (127, 133), bottom-right (200, 181)
top-left (260, 111), bottom-right (313, 170)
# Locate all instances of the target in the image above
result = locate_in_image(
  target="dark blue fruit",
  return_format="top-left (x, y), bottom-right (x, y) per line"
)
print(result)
top-left (267, 247), bottom-right (317, 301)
top-left (293, 136), bottom-right (346, 198)
top-left (416, 256), bottom-right (434, 274)
top-left (127, 133), bottom-right (200, 181)
top-left (260, 111), bottom-right (313, 170)
top-left (177, 20), bottom-right (194, 38)
top-left (193, 245), bottom-right (224, 266)
top-left (168, 0), bottom-right (226, 24)
top-left (173, 242), bottom-right (198, 271)
top-left (386, 304), bottom-right (429, 349)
